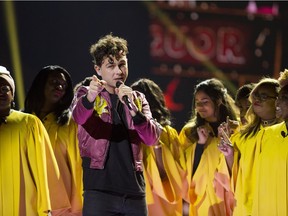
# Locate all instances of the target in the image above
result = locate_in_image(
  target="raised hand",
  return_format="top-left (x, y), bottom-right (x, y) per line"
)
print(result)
top-left (87, 75), bottom-right (106, 102)
top-left (197, 126), bottom-right (210, 145)
top-left (218, 126), bottom-right (234, 157)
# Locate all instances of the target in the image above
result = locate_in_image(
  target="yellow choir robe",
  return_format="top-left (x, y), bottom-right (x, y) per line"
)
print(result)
top-left (41, 113), bottom-right (83, 215)
top-left (252, 122), bottom-right (288, 216)
top-left (143, 125), bottom-right (185, 216)
top-left (0, 110), bottom-right (59, 216)
top-left (215, 127), bottom-right (265, 216)
top-left (180, 123), bottom-right (233, 216)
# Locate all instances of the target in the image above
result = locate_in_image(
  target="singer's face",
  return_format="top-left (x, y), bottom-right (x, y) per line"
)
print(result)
top-left (0, 78), bottom-right (13, 115)
top-left (276, 88), bottom-right (288, 120)
top-left (236, 97), bottom-right (251, 125)
top-left (251, 85), bottom-right (277, 120)
top-left (96, 55), bottom-right (128, 92)
top-left (195, 91), bottom-right (218, 122)
top-left (44, 71), bottom-right (67, 106)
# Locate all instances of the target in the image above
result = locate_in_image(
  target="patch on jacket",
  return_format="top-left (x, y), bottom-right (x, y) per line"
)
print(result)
top-left (134, 97), bottom-right (142, 112)
top-left (94, 96), bottom-right (109, 116)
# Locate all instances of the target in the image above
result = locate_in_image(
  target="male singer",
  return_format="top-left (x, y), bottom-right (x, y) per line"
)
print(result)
top-left (71, 33), bottom-right (161, 216)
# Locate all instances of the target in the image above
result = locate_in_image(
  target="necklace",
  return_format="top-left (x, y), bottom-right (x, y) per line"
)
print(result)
top-left (261, 118), bottom-right (277, 126)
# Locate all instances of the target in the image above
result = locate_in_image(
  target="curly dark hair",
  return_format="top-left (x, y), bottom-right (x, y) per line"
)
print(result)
top-left (131, 78), bottom-right (171, 126)
top-left (90, 33), bottom-right (128, 66)
top-left (24, 65), bottom-right (74, 125)
top-left (235, 83), bottom-right (255, 104)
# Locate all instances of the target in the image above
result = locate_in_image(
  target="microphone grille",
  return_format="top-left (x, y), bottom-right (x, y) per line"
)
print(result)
top-left (116, 81), bottom-right (123, 88)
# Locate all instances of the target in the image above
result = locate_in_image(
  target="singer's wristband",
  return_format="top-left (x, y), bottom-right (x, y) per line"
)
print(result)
top-left (82, 95), bottom-right (95, 109)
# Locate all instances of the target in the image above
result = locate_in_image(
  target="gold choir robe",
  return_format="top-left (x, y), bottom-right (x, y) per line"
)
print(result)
top-left (252, 122), bottom-right (288, 216)
top-left (143, 125), bottom-right (185, 216)
top-left (215, 127), bottom-right (265, 216)
top-left (0, 110), bottom-right (65, 215)
top-left (41, 113), bottom-right (83, 215)
top-left (179, 123), bottom-right (233, 216)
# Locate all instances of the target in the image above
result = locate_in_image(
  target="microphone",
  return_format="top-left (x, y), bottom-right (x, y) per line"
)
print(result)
top-left (116, 81), bottom-right (133, 110)
top-left (281, 131), bottom-right (288, 138)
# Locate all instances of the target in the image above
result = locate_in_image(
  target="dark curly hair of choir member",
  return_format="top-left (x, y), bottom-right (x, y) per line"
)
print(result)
top-left (235, 83), bottom-right (256, 125)
top-left (131, 78), bottom-right (171, 127)
top-left (235, 83), bottom-right (255, 104)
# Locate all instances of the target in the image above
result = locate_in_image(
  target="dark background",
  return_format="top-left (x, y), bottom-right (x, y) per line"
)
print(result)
top-left (1, 1), bottom-right (288, 131)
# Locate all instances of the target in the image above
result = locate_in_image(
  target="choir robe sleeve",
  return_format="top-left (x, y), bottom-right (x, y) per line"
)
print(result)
top-left (143, 126), bottom-right (184, 216)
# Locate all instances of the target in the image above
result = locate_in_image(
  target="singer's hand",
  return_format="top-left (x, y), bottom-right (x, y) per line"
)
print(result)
top-left (115, 82), bottom-right (138, 114)
top-left (218, 138), bottom-right (234, 157)
top-left (87, 75), bottom-right (106, 102)
top-left (197, 126), bottom-right (209, 145)
top-left (217, 126), bottom-right (234, 157)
